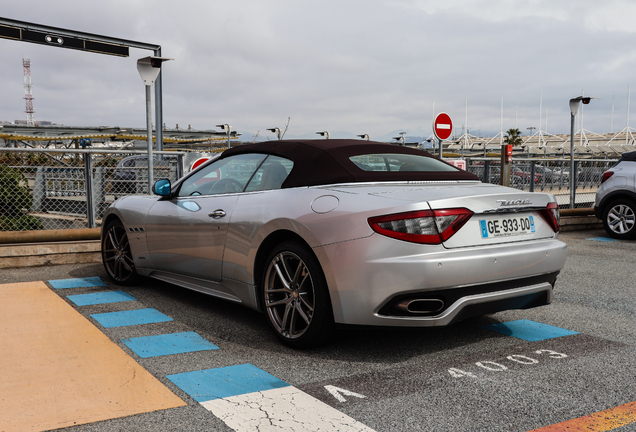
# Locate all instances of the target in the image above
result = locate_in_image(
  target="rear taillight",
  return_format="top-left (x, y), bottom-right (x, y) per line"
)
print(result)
top-left (539, 202), bottom-right (560, 233)
top-left (601, 171), bottom-right (614, 184)
top-left (368, 208), bottom-right (473, 244)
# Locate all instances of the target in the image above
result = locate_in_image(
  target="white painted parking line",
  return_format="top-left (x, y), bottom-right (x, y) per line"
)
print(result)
top-left (201, 386), bottom-right (376, 432)
top-left (168, 364), bottom-right (376, 432)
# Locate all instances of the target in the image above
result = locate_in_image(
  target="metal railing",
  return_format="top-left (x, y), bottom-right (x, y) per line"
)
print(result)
top-left (0, 148), bottom-right (184, 232)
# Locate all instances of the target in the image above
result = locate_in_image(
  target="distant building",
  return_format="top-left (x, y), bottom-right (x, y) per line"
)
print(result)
top-left (12, 120), bottom-right (56, 125)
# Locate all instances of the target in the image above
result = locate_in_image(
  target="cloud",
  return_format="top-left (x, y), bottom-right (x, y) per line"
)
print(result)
top-left (1, 0), bottom-right (636, 139)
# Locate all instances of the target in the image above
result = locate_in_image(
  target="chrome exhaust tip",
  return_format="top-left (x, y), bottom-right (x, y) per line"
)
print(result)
top-left (396, 299), bottom-right (445, 314)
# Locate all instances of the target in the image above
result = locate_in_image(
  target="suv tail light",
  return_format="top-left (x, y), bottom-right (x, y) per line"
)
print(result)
top-left (601, 171), bottom-right (614, 184)
top-left (368, 208), bottom-right (473, 244)
top-left (539, 202), bottom-right (560, 233)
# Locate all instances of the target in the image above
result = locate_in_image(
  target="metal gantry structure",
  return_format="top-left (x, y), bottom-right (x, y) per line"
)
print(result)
top-left (0, 17), bottom-right (167, 151)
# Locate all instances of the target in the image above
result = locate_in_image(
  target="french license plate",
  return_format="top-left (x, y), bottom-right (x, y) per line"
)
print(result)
top-left (479, 215), bottom-right (535, 238)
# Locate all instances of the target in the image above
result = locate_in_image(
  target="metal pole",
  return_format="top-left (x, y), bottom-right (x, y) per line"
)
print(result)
top-left (463, 99), bottom-right (467, 157)
top-left (529, 161), bottom-right (535, 193)
top-left (83, 153), bottom-right (95, 228)
top-left (227, 129), bottom-right (231, 149)
top-left (580, 89), bottom-right (584, 147)
top-left (573, 160), bottom-right (578, 207)
top-left (437, 138), bottom-right (442, 158)
top-left (176, 154), bottom-right (184, 179)
top-left (500, 96), bottom-right (503, 146)
top-left (611, 95), bottom-right (614, 133)
top-left (539, 92), bottom-right (542, 145)
top-left (484, 160), bottom-right (490, 183)
top-left (570, 111), bottom-right (575, 209)
top-left (146, 85), bottom-right (154, 194)
top-left (154, 47), bottom-right (164, 153)
top-left (627, 85), bottom-right (631, 145)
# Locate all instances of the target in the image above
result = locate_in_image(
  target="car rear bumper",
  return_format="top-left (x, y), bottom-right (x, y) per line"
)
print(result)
top-left (373, 280), bottom-right (554, 327)
top-left (317, 235), bottom-right (566, 326)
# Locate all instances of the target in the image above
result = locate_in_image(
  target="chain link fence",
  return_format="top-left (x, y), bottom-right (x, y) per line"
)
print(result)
top-left (0, 148), bottom-right (621, 233)
top-left (0, 148), bottom-right (185, 232)
top-left (466, 158), bottom-right (617, 208)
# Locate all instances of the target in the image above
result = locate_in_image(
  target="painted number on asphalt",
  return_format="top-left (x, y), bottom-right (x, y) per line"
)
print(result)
top-left (448, 349), bottom-right (568, 378)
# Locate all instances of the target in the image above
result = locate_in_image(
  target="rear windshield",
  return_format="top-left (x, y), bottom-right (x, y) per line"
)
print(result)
top-left (350, 153), bottom-right (458, 172)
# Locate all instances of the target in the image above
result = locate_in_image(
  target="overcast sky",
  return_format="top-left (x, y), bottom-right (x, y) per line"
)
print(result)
top-left (2, 0), bottom-right (636, 141)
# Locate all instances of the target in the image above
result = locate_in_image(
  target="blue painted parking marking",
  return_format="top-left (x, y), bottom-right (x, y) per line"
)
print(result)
top-left (91, 308), bottom-right (173, 328)
top-left (121, 332), bottom-right (219, 358)
top-left (49, 276), bottom-right (108, 289)
top-left (483, 319), bottom-right (579, 341)
top-left (587, 237), bottom-right (619, 242)
top-left (167, 364), bottom-right (289, 402)
top-left (67, 291), bottom-right (136, 306)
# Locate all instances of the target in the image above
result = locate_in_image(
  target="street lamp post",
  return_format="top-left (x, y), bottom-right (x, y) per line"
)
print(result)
top-left (569, 96), bottom-right (597, 209)
top-left (136, 56), bottom-right (173, 195)
top-left (216, 124), bottom-right (232, 148)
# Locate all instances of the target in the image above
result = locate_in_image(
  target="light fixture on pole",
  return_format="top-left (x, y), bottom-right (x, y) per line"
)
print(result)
top-left (526, 126), bottom-right (536, 136)
top-left (316, 131), bottom-right (330, 139)
top-left (393, 132), bottom-right (406, 145)
top-left (357, 134), bottom-right (370, 141)
top-left (216, 124), bottom-right (232, 148)
top-left (569, 96), bottom-right (598, 208)
top-left (137, 56), bottom-right (173, 195)
top-left (267, 127), bottom-right (282, 140)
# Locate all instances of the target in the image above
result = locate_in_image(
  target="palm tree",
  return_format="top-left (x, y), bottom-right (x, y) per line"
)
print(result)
top-left (504, 128), bottom-right (523, 146)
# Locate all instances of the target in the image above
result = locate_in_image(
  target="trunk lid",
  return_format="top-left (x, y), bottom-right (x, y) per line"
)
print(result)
top-left (327, 182), bottom-right (558, 248)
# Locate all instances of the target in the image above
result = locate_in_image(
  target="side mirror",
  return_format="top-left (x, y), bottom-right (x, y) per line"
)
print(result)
top-left (153, 179), bottom-right (171, 196)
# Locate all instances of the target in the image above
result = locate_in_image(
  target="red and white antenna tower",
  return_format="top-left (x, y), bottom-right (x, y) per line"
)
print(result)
top-left (23, 58), bottom-right (35, 127)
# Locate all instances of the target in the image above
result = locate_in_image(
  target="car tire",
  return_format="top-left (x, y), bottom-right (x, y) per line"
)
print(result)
top-left (262, 240), bottom-right (335, 349)
top-left (602, 199), bottom-right (636, 240)
top-left (102, 219), bottom-right (140, 285)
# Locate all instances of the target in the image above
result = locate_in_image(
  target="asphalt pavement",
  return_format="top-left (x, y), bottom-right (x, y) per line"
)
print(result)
top-left (1, 228), bottom-right (635, 432)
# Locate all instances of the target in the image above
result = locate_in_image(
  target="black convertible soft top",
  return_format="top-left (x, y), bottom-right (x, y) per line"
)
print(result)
top-left (220, 139), bottom-right (479, 188)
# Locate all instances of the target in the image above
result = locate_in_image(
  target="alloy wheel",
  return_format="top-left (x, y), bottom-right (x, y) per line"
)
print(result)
top-left (263, 251), bottom-right (316, 340)
top-left (102, 222), bottom-right (136, 283)
top-left (607, 204), bottom-right (635, 235)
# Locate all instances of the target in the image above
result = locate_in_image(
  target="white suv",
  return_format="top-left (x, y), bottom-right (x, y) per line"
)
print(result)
top-left (594, 151), bottom-right (636, 239)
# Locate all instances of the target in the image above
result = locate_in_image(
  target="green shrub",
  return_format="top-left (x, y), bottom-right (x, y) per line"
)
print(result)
top-left (0, 165), bottom-right (43, 231)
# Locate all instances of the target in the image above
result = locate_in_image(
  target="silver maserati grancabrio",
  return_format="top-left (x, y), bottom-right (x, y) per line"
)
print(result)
top-left (101, 140), bottom-right (567, 348)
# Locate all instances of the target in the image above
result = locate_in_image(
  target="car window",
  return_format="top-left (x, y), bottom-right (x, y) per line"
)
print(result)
top-left (350, 153), bottom-right (459, 172)
top-left (121, 158), bottom-right (136, 168)
top-left (244, 156), bottom-right (294, 192)
top-left (178, 153), bottom-right (267, 197)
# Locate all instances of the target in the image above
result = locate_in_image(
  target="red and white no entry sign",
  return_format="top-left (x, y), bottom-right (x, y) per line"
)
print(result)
top-left (433, 112), bottom-right (453, 141)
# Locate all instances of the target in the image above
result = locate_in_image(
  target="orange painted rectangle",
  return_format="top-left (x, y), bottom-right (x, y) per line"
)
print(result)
top-left (0, 281), bottom-right (185, 432)
top-left (530, 401), bottom-right (636, 432)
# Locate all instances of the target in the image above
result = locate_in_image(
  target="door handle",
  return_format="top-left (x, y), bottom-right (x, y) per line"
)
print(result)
top-left (208, 209), bottom-right (226, 219)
